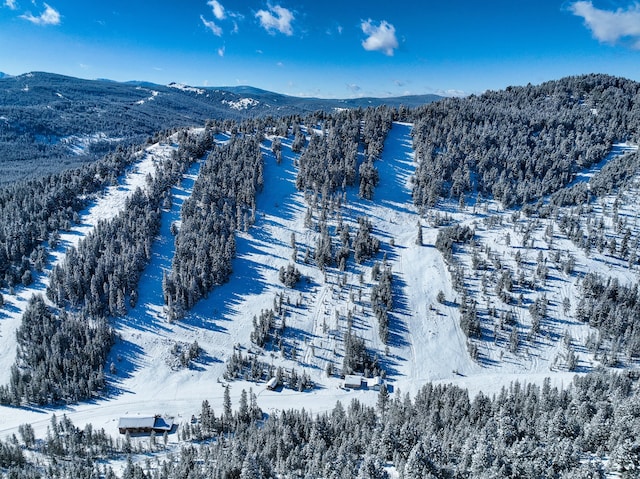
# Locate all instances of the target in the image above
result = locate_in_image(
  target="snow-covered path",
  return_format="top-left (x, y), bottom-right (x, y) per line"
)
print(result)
top-left (0, 139), bottom-right (177, 386)
top-left (567, 142), bottom-right (638, 188)
top-left (361, 122), bottom-right (478, 394)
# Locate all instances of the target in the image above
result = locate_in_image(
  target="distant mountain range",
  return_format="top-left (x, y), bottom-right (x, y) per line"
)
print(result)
top-left (0, 72), bottom-right (440, 182)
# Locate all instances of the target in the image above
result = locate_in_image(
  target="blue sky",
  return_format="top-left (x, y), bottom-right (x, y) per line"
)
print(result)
top-left (1, 1), bottom-right (640, 98)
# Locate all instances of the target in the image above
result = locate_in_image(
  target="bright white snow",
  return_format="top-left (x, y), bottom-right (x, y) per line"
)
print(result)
top-left (61, 132), bottom-right (124, 155)
top-left (167, 83), bottom-right (205, 95)
top-left (222, 97), bottom-right (259, 110)
top-left (0, 125), bottom-right (637, 474)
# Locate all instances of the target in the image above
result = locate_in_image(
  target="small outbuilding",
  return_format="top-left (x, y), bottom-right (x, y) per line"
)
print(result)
top-left (266, 377), bottom-right (279, 390)
top-left (343, 375), bottom-right (364, 389)
top-left (367, 376), bottom-right (384, 391)
top-left (118, 415), bottom-right (174, 435)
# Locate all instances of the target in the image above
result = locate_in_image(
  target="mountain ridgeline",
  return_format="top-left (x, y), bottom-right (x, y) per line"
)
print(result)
top-left (1, 73), bottom-right (640, 477)
top-left (0, 72), bottom-right (440, 183)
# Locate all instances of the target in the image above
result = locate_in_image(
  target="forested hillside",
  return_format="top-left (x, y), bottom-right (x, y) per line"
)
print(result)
top-left (0, 73), bottom-right (639, 477)
top-left (411, 74), bottom-right (640, 209)
top-left (0, 72), bottom-right (439, 183)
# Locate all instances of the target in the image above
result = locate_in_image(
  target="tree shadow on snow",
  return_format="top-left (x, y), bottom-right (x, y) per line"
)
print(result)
top-left (374, 122), bottom-right (416, 215)
top-left (378, 352), bottom-right (403, 380)
top-left (182, 235), bottom-right (272, 331)
top-left (104, 338), bottom-right (145, 398)
top-left (257, 141), bottom-right (302, 224)
top-left (188, 349), bottom-right (222, 372)
top-left (0, 300), bottom-right (21, 318)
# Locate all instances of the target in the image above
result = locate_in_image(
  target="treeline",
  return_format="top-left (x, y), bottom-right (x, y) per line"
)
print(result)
top-left (0, 126), bottom-right (211, 292)
top-left (46, 188), bottom-right (160, 316)
top-left (166, 370), bottom-right (638, 478)
top-left (549, 151), bottom-right (640, 207)
top-left (186, 387), bottom-right (263, 439)
top-left (17, 369), bottom-right (634, 478)
top-left (411, 74), bottom-right (640, 209)
top-left (163, 134), bottom-right (263, 318)
top-left (578, 273), bottom-right (640, 361)
top-left (296, 111), bottom-right (359, 193)
top-left (296, 107), bottom-right (393, 200)
top-left (0, 295), bottom-right (113, 405)
top-left (45, 129), bottom-right (212, 317)
top-left (5, 371), bottom-right (639, 477)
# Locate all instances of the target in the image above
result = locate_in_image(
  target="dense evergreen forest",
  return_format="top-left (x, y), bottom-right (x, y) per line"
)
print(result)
top-left (162, 134), bottom-right (263, 318)
top-left (0, 128), bottom-right (215, 405)
top-left (1, 370), bottom-right (638, 478)
top-left (411, 74), bottom-right (640, 210)
top-left (296, 107), bottom-right (393, 199)
top-left (0, 72), bottom-right (438, 183)
top-left (0, 147), bottom-right (136, 289)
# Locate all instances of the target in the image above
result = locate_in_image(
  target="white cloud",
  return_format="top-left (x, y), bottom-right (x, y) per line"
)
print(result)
top-left (570, 1), bottom-right (640, 47)
top-left (200, 14), bottom-right (222, 36)
top-left (217, 46), bottom-right (225, 57)
top-left (20, 3), bottom-right (60, 25)
top-left (4, 0), bottom-right (18, 10)
top-left (256, 4), bottom-right (294, 36)
top-left (361, 19), bottom-right (398, 56)
top-left (207, 0), bottom-right (225, 20)
top-left (202, 1), bottom-right (242, 36)
top-left (442, 89), bottom-right (467, 97)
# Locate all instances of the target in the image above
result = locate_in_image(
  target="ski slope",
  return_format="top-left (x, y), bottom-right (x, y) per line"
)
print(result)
top-left (0, 137), bottom-right (181, 387)
top-left (0, 123), bottom-right (637, 465)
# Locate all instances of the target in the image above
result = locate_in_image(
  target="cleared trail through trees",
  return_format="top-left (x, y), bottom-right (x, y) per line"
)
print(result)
top-left (566, 142), bottom-right (638, 189)
top-left (119, 157), bottom-right (203, 332)
top-left (372, 122), bottom-right (477, 389)
top-left (105, 134), bottom-right (232, 396)
top-left (0, 139), bottom-right (177, 386)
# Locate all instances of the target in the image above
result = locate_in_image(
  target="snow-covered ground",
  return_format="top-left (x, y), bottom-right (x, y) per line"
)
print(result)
top-left (134, 88), bottom-right (160, 106)
top-left (222, 97), bottom-right (260, 110)
top-left (167, 83), bottom-right (205, 95)
top-left (0, 136), bottom-right (179, 387)
top-left (0, 124), bottom-right (637, 472)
